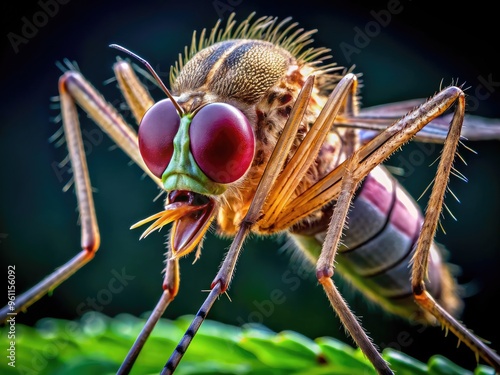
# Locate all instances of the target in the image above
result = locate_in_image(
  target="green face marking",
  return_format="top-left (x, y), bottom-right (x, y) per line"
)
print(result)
top-left (162, 115), bottom-right (226, 196)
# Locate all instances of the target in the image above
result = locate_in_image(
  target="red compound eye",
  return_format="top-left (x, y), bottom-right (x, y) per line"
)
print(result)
top-left (138, 99), bottom-right (180, 178)
top-left (190, 103), bottom-right (255, 184)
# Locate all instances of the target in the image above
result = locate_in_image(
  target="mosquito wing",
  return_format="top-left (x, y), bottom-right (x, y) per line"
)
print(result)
top-left (337, 98), bottom-right (500, 144)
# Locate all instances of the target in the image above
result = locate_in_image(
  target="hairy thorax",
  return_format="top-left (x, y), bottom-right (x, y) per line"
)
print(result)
top-left (171, 39), bottom-right (348, 236)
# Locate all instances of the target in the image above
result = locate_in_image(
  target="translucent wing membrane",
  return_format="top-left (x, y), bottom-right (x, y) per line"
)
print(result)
top-left (338, 98), bottom-right (500, 143)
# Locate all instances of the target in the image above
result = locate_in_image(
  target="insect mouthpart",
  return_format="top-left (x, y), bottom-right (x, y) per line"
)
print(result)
top-left (130, 190), bottom-right (216, 259)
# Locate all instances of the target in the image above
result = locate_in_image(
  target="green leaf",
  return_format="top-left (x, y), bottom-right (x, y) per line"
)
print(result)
top-left (428, 355), bottom-right (474, 375)
top-left (316, 336), bottom-right (376, 374)
top-left (0, 312), bottom-right (494, 375)
top-left (383, 349), bottom-right (428, 375)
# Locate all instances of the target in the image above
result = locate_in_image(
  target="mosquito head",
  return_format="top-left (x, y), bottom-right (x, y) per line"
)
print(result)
top-left (109, 43), bottom-right (184, 117)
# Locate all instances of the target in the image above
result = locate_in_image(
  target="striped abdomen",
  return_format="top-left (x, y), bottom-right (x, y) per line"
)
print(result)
top-left (291, 165), bottom-right (462, 323)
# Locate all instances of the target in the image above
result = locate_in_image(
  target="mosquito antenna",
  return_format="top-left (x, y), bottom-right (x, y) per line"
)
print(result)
top-left (109, 44), bottom-right (184, 117)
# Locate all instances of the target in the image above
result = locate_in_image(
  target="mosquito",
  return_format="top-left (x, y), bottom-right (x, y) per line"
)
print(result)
top-left (1, 12), bottom-right (499, 375)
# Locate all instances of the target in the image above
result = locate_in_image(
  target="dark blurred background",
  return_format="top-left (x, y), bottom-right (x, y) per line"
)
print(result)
top-left (1, 0), bottom-right (499, 371)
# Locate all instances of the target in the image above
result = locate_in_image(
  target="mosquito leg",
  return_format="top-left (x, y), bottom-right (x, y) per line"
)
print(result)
top-left (280, 85), bottom-right (499, 371)
top-left (250, 72), bottom-right (393, 373)
top-left (164, 73), bottom-right (381, 373)
top-left (161, 283), bottom-right (222, 375)
top-left (258, 73), bottom-right (359, 229)
top-left (0, 254), bottom-right (94, 322)
top-left (409, 91), bottom-right (500, 371)
top-left (0, 62), bottom-right (160, 321)
top-left (60, 69), bottom-right (160, 184)
top-left (112, 59), bottom-right (155, 125)
top-left (316, 154), bottom-right (393, 375)
top-left (0, 73), bottom-right (104, 320)
top-left (274, 87), bottom-right (470, 228)
top-left (118, 253), bottom-right (180, 375)
top-left (162, 76), bottom-right (316, 374)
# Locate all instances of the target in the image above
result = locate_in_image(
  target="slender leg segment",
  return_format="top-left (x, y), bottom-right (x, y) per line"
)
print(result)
top-left (164, 74), bottom-right (499, 374)
top-left (59, 68), bottom-right (160, 185)
top-left (0, 72), bottom-right (102, 320)
top-left (162, 73), bottom-right (390, 373)
top-left (312, 86), bottom-right (499, 373)
top-left (409, 93), bottom-right (500, 371)
top-left (112, 60), bottom-right (155, 124)
top-left (316, 155), bottom-right (393, 375)
top-left (3, 45), bottom-right (497, 375)
top-left (162, 76), bottom-right (317, 373)
top-left (162, 283), bottom-right (222, 375)
top-left (299, 74), bottom-right (392, 374)
top-left (118, 254), bottom-right (180, 375)
top-left (0, 61), bottom-right (161, 321)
